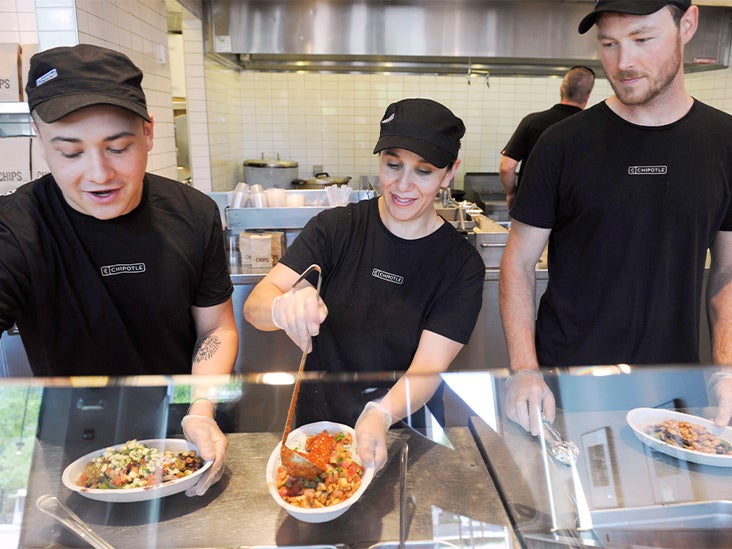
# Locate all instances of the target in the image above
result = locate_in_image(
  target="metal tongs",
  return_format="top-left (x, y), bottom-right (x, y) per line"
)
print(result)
top-left (36, 494), bottom-right (116, 549)
top-left (280, 264), bottom-right (324, 480)
top-left (539, 414), bottom-right (593, 532)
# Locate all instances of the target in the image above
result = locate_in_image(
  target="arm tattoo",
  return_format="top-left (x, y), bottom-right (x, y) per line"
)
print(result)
top-left (193, 332), bottom-right (222, 364)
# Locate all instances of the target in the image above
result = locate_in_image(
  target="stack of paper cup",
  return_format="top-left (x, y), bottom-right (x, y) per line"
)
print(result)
top-left (266, 188), bottom-right (286, 207)
top-left (250, 184), bottom-right (267, 208)
top-left (231, 182), bottom-right (250, 208)
top-left (286, 194), bottom-right (305, 208)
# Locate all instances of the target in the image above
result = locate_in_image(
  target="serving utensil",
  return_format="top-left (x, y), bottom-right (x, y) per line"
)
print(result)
top-left (36, 494), bottom-right (115, 549)
top-left (399, 443), bottom-right (409, 549)
top-left (541, 414), bottom-right (580, 465)
top-left (539, 415), bottom-right (592, 531)
top-left (280, 264), bottom-right (324, 480)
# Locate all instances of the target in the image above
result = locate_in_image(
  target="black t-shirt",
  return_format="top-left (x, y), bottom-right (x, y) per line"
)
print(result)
top-left (279, 197), bottom-right (485, 424)
top-left (502, 103), bottom-right (582, 186)
top-left (511, 100), bottom-right (732, 367)
top-left (0, 174), bottom-right (233, 376)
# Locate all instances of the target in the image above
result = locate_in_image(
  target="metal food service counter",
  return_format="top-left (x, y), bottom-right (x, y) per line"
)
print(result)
top-left (2, 364), bottom-right (731, 548)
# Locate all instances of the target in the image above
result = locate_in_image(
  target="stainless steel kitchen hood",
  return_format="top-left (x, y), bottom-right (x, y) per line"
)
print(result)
top-left (203, 1), bottom-right (732, 77)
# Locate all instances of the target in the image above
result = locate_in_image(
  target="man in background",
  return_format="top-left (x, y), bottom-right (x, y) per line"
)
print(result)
top-left (499, 65), bottom-right (595, 209)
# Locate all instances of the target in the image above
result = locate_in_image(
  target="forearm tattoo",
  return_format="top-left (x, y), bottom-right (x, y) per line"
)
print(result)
top-left (193, 332), bottom-right (222, 364)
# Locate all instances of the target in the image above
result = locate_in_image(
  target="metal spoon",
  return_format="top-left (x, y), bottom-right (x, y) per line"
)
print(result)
top-left (280, 264), bottom-right (324, 480)
top-left (36, 494), bottom-right (115, 549)
top-left (541, 414), bottom-right (580, 465)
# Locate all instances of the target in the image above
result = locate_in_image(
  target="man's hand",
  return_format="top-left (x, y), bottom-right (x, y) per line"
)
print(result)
top-left (710, 371), bottom-right (732, 426)
top-left (504, 369), bottom-right (556, 435)
top-left (272, 285), bottom-right (328, 352)
top-left (181, 414), bottom-right (229, 496)
top-left (354, 401), bottom-right (392, 471)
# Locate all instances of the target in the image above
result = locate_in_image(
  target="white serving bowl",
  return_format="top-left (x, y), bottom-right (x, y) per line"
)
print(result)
top-left (265, 421), bottom-right (375, 523)
top-left (62, 438), bottom-right (212, 502)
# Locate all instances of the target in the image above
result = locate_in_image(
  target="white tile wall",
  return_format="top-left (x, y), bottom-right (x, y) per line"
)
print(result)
top-left (204, 61), bottom-right (730, 192)
top-left (0, 0), bottom-right (38, 44)
top-left (228, 71), bottom-right (615, 190)
top-left (182, 12), bottom-right (214, 191)
top-left (0, 0), bottom-right (191, 188)
top-left (87, 0), bottom-right (174, 179)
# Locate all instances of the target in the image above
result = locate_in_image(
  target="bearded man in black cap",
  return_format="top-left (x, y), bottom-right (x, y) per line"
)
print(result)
top-left (244, 98), bottom-right (484, 470)
top-left (0, 44), bottom-right (238, 495)
top-left (500, 0), bottom-right (732, 436)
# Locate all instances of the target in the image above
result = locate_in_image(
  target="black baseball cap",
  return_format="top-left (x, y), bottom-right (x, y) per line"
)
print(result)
top-left (25, 44), bottom-right (150, 123)
top-left (578, 0), bottom-right (691, 34)
top-left (373, 98), bottom-right (465, 168)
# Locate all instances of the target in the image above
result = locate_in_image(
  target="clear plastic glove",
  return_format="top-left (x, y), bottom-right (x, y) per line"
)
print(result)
top-left (354, 401), bottom-right (392, 472)
top-left (710, 371), bottom-right (732, 426)
top-left (504, 369), bottom-right (556, 436)
top-left (181, 414), bottom-right (229, 496)
top-left (272, 285), bottom-right (328, 352)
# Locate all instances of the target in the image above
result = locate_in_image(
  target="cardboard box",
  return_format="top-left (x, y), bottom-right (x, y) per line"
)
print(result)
top-left (20, 43), bottom-right (39, 101)
top-left (30, 137), bottom-right (50, 180)
top-left (0, 43), bottom-right (21, 101)
top-left (0, 136), bottom-right (31, 194)
top-left (239, 231), bottom-right (287, 269)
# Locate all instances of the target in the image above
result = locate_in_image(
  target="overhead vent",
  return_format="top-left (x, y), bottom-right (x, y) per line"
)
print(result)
top-left (203, 1), bottom-right (732, 77)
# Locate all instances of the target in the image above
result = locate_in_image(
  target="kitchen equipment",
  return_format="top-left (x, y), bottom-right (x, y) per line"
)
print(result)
top-left (36, 495), bottom-right (115, 549)
top-left (293, 172), bottom-right (352, 189)
top-left (242, 154), bottom-right (298, 189)
top-left (280, 264), bottom-right (323, 480)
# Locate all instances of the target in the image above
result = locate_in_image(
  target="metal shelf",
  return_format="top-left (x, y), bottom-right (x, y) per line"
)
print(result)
top-left (0, 102), bottom-right (32, 137)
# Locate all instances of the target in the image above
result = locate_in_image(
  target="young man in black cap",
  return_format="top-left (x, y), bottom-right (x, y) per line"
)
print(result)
top-left (500, 0), bottom-right (732, 435)
top-left (0, 44), bottom-right (238, 495)
top-left (244, 98), bottom-right (485, 470)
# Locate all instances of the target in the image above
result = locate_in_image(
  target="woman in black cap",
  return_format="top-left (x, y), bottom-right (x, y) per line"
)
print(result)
top-left (244, 98), bottom-right (484, 470)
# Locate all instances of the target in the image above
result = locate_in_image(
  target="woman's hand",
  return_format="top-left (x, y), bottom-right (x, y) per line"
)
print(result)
top-left (272, 285), bottom-right (328, 352)
top-left (354, 401), bottom-right (392, 471)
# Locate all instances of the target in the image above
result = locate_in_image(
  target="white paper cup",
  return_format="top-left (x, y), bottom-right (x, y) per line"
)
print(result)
top-left (250, 184), bottom-right (267, 208)
top-left (266, 188), bottom-right (287, 207)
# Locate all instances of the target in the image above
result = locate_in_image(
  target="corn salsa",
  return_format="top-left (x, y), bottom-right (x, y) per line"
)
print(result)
top-left (76, 439), bottom-right (205, 489)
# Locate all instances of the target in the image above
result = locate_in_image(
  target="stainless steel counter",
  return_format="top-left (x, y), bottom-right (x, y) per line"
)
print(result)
top-left (19, 426), bottom-right (517, 548)
top-left (3, 365), bottom-right (732, 548)
top-left (470, 379), bottom-right (732, 548)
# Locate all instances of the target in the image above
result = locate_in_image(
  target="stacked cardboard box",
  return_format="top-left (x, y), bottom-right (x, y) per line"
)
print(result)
top-left (0, 43), bottom-right (21, 101)
top-left (238, 231), bottom-right (287, 271)
top-left (0, 44), bottom-right (46, 195)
